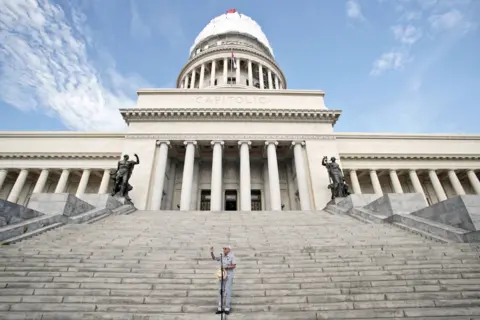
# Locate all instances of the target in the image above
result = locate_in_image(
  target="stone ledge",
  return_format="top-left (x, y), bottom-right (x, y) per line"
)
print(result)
top-left (0, 199), bottom-right (44, 227)
top-left (28, 193), bottom-right (94, 217)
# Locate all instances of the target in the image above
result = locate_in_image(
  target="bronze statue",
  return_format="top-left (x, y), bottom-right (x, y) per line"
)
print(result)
top-left (110, 154), bottom-right (140, 204)
top-left (322, 156), bottom-right (349, 199)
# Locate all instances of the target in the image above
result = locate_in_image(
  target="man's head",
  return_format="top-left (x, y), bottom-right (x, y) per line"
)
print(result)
top-left (123, 155), bottom-right (129, 160)
top-left (223, 245), bottom-right (231, 255)
top-left (330, 157), bottom-right (336, 162)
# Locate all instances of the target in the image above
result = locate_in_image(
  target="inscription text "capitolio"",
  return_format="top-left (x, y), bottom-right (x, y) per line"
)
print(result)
top-left (195, 96), bottom-right (270, 104)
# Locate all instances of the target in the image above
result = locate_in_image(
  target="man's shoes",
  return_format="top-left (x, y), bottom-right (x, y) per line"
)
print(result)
top-left (215, 309), bottom-right (223, 314)
top-left (224, 309), bottom-right (230, 315)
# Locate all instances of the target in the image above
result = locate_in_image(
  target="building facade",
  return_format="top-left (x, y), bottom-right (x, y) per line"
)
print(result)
top-left (1, 11), bottom-right (480, 212)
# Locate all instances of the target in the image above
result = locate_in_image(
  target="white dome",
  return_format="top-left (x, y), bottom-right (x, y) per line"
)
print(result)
top-left (190, 11), bottom-right (274, 56)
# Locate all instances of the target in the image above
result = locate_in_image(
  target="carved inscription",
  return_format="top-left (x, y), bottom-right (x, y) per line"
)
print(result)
top-left (195, 96), bottom-right (271, 105)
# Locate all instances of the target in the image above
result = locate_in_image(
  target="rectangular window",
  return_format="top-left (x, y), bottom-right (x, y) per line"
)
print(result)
top-left (227, 77), bottom-right (236, 84)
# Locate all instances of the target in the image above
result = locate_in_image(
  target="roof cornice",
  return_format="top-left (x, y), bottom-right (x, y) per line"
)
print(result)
top-left (137, 88), bottom-right (325, 96)
top-left (0, 153), bottom-right (120, 160)
top-left (119, 108), bottom-right (341, 125)
top-left (0, 132), bottom-right (126, 139)
top-left (340, 154), bottom-right (480, 160)
top-left (335, 132), bottom-right (480, 140)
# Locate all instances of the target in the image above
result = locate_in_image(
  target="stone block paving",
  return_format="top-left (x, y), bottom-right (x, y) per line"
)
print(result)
top-left (0, 210), bottom-right (479, 319)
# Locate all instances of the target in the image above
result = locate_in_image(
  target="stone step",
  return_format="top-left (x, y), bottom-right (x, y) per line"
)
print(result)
top-left (0, 222), bottom-right (64, 245)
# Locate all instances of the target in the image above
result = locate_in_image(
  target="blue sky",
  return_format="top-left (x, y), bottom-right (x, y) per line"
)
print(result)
top-left (0, 0), bottom-right (478, 133)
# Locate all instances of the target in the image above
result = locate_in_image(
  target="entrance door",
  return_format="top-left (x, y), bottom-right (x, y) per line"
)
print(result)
top-left (200, 190), bottom-right (211, 211)
top-left (251, 190), bottom-right (262, 211)
top-left (225, 190), bottom-right (237, 211)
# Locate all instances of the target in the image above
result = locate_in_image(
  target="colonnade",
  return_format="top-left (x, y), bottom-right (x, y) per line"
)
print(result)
top-left (180, 57), bottom-right (284, 89)
top-left (149, 140), bottom-right (310, 211)
top-left (348, 168), bottom-right (480, 203)
top-left (0, 168), bottom-right (112, 204)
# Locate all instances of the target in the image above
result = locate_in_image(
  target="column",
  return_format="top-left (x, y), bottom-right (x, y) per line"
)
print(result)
top-left (223, 58), bottom-right (228, 84)
top-left (408, 170), bottom-right (426, 201)
top-left (185, 76), bottom-right (189, 88)
top-left (275, 75), bottom-right (280, 90)
top-left (448, 170), bottom-right (465, 195)
top-left (210, 60), bottom-right (216, 86)
top-left (165, 161), bottom-right (177, 210)
top-left (150, 141), bottom-right (170, 210)
top-left (98, 169), bottom-right (111, 194)
top-left (292, 141), bottom-right (311, 210)
top-left (0, 169), bottom-right (8, 191)
top-left (369, 170), bottom-right (382, 195)
top-left (267, 69), bottom-right (273, 89)
top-left (55, 169), bottom-right (70, 193)
top-left (428, 169), bottom-right (447, 202)
top-left (263, 161), bottom-right (270, 210)
top-left (180, 141), bottom-right (197, 211)
top-left (389, 170), bottom-right (403, 193)
top-left (349, 170), bottom-right (362, 194)
top-left (75, 169), bottom-right (91, 197)
top-left (265, 141), bottom-right (281, 211)
top-left (467, 170), bottom-right (480, 195)
top-left (210, 140), bottom-right (224, 211)
top-left (191, 160), bottom-right (200, 210)
top-left (7, 169), bottom-right (29, 203)
top-left (258, 64), bottom-right (264, 89)
top-left (248, 60), bottom-right (253, 86)
top-left (236, 58), bottom-right (241, 84)
top-left (199, 64), bottom-right (205, 88)
top-left (190, 69), bottom-right (196, 89)
top-left (239, 141), bottom-right (252, 211)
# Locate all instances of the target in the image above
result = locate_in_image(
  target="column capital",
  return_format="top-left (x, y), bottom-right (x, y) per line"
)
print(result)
top-left (81, 168), bottom-right (92, 172)
top-left (238, 140), bottom-right (252, 147)
top-left (183, 140), bottom-right (197, 146)
top-left (291, 141), bottom-right (306, 147)
top-left (265, 141), bottom-right (278, 146)
top-left (156, 140), bottom-right (171, 147)
top-left (210, 140), bottom-right (225, 146)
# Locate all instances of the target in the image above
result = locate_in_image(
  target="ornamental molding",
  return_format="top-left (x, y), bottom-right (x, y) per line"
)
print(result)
top-left (340, 154), bottom-right (480, 160)
top-left (120, 108), bottom-right (341, 125)
top-left (0, 153), bottom-right (121, 160)
top-left (335, 133), bottom-right (480, 141)
top-left (125, 134), bottom-right (336, 141)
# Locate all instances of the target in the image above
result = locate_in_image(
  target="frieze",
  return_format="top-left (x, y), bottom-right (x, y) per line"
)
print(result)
top-left (125, 134), bottom-right (336, 141)
top-left (340, 154), bottom-right (480, 160)
top-left (0, 153), bottom-right (120, 160)
top-left (194, 96), bottom-right (271, 105)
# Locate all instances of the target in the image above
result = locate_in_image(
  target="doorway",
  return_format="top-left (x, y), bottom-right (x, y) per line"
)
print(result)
top-left (225, 190), bottom-right (237, 211)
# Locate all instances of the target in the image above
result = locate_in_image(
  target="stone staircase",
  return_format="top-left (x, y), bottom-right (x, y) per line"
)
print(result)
top-left (0, 210), bottom-right (479, 319)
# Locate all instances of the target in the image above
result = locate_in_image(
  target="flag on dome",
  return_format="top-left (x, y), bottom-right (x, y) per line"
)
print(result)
top-left (226, 8), bottom-right (236, 14)
top-left (231, 51), bottom-right (237, 69)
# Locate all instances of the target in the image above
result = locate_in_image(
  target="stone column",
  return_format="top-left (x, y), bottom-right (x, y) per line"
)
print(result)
top-left (75, 169), bottom-right (91, 197)
top-left (267, 69), bottom-right (273, 89)
top-left (165, 160), bottom-right (177, 210)
top-left (349, 170), bottom-right (362, 194)
top-left (190, 69), bottom-right (196, 89)
top-left (258, 64), bottom-right (264, 89)
top-left (210, 60), bottom-right (216, 86)
top-left (150, 141), bottom-right (170, 210)
top-left (223, 58), bottom-right (228, 84)
top-left (199, 64), bottom-right (205, 88)
top-left (248, 60), bottom-right (253, 86)
top-left (180, 141), bottom-right (197, 211)
top-left (408, 170), bottom-right (426, 200)
top-left (428, 169), bottom-right (447, 202)
top-left (7, 169), bottom-right (29, 203)
top-left (265, 141), bottom-right (281, 211)
top-left (0, 169), bottom-right (8, 191)
top-left (190, 160), bottom-right (200, 210)
top-left (55, 169), bottom-right (70, 193)
top-left (33, 169), bottom-right (49, 194)
top-left (210, 140), bottom-right (224, 211)
top-left (184, 76), bottom-right (189, 88)
top-left (98, 169), bottom-right (111, 194)
top-left (292, 141), bottom-right (311, 210)
top-left (467, 170), bottom-right (480, 195)
top-left (389, 170), bottom-right (403, 193)
top-left (238, 141), bottom-right (252, 211)
top-left (275, 75), bottom-right (280, 90)
top-left (236, 58), bottom-right (241, 84)
top-left (369, 170), bottom-right (382, 195)
top-left (263, 161), bottom-right (270, 210)
top-left (448, 170), bottom-right (465, 196)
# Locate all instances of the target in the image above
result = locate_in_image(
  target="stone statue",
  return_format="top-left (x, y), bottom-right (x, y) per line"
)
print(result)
top-left (322, 156), bottom-right (349, 199)
top-left (110, 154), bottom-right (140, 204)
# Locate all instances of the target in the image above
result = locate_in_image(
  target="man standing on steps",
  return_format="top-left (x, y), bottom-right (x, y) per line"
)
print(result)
top-left (210, 245), bottom-right (236, 314)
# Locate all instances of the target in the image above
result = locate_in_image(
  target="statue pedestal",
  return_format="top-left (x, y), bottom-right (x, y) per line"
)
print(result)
top-left (327, 197), bottom-right (347, 206)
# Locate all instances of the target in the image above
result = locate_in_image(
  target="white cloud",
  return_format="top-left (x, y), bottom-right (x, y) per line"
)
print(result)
top-left (130, 0), bottom-right (151, 39)
top-left (0, 0), bottom-right (150, 131)
top-left (370, 50), bottom-right (409, 76)
top-left (429, 9), bottom-right (475, 34)
top-left (346, 0), bottom-right (366, 21)
top-left (391, 24), bottom-right (422, 44)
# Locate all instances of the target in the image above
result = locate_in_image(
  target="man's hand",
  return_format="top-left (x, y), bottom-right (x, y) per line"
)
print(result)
top-left (210, 246), bottom-right (214, 252)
